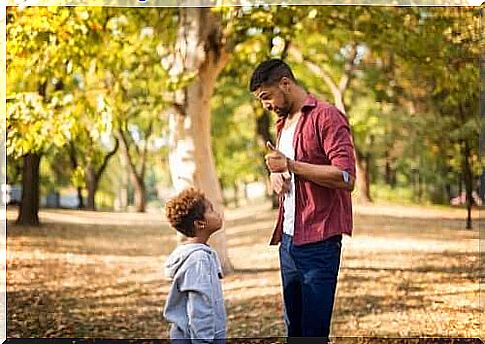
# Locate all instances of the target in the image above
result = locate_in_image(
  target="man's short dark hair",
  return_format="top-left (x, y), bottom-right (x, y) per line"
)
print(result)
top-left (249, 59), bottom-right (296, 92)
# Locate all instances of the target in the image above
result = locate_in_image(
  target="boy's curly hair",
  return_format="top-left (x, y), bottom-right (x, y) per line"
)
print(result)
top-left (165, 187), bottom-right (207, 237)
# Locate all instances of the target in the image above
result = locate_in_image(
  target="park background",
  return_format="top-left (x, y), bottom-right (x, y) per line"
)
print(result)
top-left (5, 4), bottom-right (482, 340)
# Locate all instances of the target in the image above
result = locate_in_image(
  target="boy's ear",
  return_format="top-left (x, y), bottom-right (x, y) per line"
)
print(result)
top-left (194, 219), bottom-right (206, 231)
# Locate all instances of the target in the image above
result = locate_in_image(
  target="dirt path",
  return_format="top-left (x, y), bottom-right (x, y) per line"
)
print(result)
top-left (5, 203), bottom-right (481, 339)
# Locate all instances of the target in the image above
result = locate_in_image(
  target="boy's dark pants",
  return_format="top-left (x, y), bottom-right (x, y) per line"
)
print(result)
top-left (279, 233), bottom-right (342, 339)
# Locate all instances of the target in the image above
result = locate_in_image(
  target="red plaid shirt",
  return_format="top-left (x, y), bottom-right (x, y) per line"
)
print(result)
top-left (270, 94), bottom-right (356, 246)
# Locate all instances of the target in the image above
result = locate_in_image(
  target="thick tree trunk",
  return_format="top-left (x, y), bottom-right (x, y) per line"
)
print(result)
top-left (168, 7), bottom-right (233, 274)
top-left (17, 82), bottom-right (48, 225)
top-left (17, 153), bottom-right (41, 226)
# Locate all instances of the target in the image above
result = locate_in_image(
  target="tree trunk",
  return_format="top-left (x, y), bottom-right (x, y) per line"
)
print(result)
top-left (86, 164), bottom-right (98, 211)
top-left (84, 139), bottom-right (119, 211)
top-left (118, 150), bottom-right (130, 211)
top-left (462, 140), bottom-right (473, 229)
top-left (68, 143), bottom-right (84, 209)
top-left (479, 169), bottom-right (485, 204)
top-left (445, 165), bottom-right (452, 204)
top-left (355, 148), bottom-right (372, 203)
top-left (167, 7), bottom-right (233, 274)
top-left (117, 128), bottom-right (149, 213)
top-left (76, 187), bottom-right (84, 209)
top-left (132, 175), bottom-right (146, 212)
top-left (458, 173), bottom-right (463, 198)
top-left (385, 150), bottom-right (393, 186)
top-left (220, 179), bottom-right (228, 207)
top-left (17, 153), bottom-right (41, 226)
top-left (254, 104), bottom-right (279, 209)
top-left (243, 181), bottom-right (249, 202)
top-left (17, 82), bottom-right (48, 225)
top-left (233, 181), bottom-right (239, 208)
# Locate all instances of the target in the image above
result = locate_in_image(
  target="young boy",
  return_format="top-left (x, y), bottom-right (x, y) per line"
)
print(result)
top-left (163, 187), bottom-right (227, 344)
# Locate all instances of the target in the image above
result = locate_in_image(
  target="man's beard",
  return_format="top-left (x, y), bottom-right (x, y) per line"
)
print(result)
top-left (274, 94), bottom-right (291, 118)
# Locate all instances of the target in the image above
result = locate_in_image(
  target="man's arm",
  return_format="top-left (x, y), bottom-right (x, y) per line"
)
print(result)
top-left (265, 151), bottom-right (354, 191)
top-left (265, 106), bottom-right (355, 191)
top-left (288, 159), bottom-right (355, 191)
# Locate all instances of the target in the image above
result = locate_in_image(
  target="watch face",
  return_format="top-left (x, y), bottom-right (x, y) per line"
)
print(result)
top-left (342, 171), bottom-right (350, 183)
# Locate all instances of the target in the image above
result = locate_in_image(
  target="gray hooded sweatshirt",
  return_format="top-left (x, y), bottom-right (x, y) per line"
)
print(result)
top-left (163, 243), bottom-right (226, 343)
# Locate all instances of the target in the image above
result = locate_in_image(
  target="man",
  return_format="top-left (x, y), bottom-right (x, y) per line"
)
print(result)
top-left (249, 59), bottom-right (356, 340)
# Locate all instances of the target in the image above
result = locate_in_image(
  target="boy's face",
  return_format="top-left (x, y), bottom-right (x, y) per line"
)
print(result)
top-left (202, 199), bottom-right (223, 233)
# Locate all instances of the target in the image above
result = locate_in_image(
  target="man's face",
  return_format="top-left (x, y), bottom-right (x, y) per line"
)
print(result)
top-left (254, 79), bottom-right (292, 117)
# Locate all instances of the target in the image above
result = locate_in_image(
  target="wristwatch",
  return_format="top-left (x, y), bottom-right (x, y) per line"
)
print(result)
top-left (286, 158), bottom-right (295, 173)
top-left (342, 170), bottom-right (351, 184)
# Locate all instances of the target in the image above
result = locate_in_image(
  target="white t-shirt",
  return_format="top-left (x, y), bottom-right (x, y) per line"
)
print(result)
top-left (278, 119), bottom-right (298, 236)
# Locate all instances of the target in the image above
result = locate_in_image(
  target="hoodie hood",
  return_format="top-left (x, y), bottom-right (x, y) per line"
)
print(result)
top-left (164, 243), bottom-right (215, 279)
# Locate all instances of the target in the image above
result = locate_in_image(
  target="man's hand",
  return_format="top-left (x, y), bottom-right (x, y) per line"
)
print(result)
top-left (265, 141), bottom-right (288, 173)
top-left (270, 172), bottom-right (291, 195)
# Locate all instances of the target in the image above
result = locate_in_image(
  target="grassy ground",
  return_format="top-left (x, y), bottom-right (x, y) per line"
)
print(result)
top-left (5, 202), bottom-right (481, 340)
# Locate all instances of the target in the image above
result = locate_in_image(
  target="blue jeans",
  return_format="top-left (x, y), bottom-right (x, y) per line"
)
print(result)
top-left (279, 233), bottom-right (342, 339)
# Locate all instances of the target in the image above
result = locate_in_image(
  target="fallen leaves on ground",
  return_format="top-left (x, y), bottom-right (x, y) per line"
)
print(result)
top-left (6, 203), bottom-right (480, 339)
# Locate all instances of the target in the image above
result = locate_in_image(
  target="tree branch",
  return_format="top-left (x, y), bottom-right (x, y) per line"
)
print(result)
top-left (338, 42), bottom-right (358, 94)
top-left (94, 137), bottom-right (119, 182)
top-left (170, 102), bottom-right (186, 117)
top-left (68, 142), bottom-right (78, 170)
top-left (140, 119), bottom-right (154, 180)
top-left (117, 128), bottom-right (140, 183)
top-left (288, 45), bottom-right (340, 98)
top-left (288, 44), bottom-right (347, 113)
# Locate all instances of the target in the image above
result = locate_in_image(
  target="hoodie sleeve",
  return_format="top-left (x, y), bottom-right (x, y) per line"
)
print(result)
top-left (179, 251), bottom-right (215, 343)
